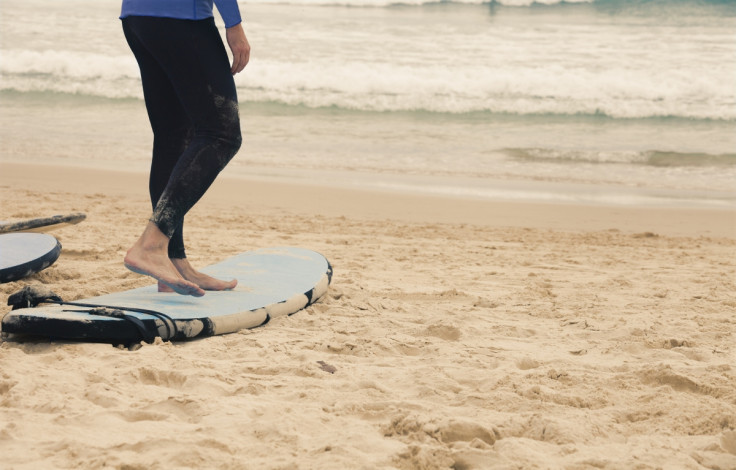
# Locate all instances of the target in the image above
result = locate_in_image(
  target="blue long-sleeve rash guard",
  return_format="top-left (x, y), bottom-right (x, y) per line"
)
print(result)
top-left (121, 0), bottom-right (242, 28)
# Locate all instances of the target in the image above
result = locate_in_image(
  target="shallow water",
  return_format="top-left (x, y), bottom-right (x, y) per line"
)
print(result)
top-left (1, 0), bottom-right (735, 207)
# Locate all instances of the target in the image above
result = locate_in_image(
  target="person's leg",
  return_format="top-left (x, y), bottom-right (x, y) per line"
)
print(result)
top-left (121, 18), bottom-right (205, 296)
top-left (126, 17), bottom-right (241, 237)
top-left (135, 17), bottom-right (241, 293)
top-left (142, 60), bottom-right (192, 260)
top-left (123, 17), bottom-right (241, 294)
top-left (143, 79), bottom-right (203, 290)
top-left (149, 117), bottom-right (191, 260)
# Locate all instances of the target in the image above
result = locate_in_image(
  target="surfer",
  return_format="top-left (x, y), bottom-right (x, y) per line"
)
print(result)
top-left (119, 0), bottom-right (250, 296)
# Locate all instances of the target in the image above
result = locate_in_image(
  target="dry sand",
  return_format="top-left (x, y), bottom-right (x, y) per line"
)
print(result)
top-left (0, 162), bottom-right (735, 469)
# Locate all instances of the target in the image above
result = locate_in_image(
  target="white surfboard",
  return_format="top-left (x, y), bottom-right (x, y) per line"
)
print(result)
top-left (0, 212), bottom-right (86, 234)
top-left (3, 247), bottom-right (332, 343)
top-left (0, 233), bottom-right (62, 283)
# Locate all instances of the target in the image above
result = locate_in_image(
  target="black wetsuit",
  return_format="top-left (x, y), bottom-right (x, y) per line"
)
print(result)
top-left (122, 16), bottom-right (241, 258)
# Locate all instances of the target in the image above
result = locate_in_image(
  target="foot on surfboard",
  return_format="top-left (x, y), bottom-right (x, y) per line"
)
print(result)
top-left (124, 252), bottom-right (205, 297)
top-left (158, 258), bottom-right (237, 293)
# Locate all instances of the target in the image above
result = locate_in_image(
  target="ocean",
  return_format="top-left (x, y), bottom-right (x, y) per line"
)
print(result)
top-left (1, 0), bottom-right (735, 208)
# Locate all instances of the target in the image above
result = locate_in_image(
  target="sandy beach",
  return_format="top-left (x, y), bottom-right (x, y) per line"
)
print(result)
top-left (3, 0), bottom-right (735, 466)
top-left (0, 162), bottom-right (734, 469)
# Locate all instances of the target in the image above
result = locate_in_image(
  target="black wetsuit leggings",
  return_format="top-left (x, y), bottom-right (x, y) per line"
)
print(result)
top-left (122, 16), bottom-right (241, 259)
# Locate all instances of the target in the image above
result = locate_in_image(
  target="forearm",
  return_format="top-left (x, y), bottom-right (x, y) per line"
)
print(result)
top-left (226, 22), bottom-right (250, 75)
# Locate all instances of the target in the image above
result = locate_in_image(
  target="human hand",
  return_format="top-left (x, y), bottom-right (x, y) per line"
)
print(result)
top-left (226, 23), bottom-right (250, 75)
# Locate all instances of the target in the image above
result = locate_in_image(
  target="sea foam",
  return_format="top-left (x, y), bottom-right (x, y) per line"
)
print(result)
top-left (1, 0), bottom-right (734, 121)
top-left (2, 48), bottom-right (734, 120)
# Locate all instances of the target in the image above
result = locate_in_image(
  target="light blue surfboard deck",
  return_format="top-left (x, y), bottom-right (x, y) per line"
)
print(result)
top-left (2, 247), bottom-right (332, 343)
top-left (0, 212), bottom-right (86, 234)
top-left (0, 233), bottom-right (62, 283)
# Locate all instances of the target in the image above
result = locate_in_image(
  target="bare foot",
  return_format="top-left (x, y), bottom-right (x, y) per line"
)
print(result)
top-left (124, 223), bottom-right (205, 297)
top-left (158, 258), bottom-right (238, 293)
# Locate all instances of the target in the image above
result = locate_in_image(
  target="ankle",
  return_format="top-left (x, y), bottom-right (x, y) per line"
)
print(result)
top-left (136, 222), bottom-right (170, 251)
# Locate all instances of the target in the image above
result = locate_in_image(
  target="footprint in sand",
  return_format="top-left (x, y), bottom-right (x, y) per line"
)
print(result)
top-left (138, 367), bottom-right (188, 388)
top-left (84, 383), bottom-right (121, 409)
top-left (120, 397), bottom-right (204, 424)
top-left (722, 430), bottom-right (736, 455)
top-left (438, 419), bottom-right (498, 446)
top-left (423, 324), bottom-right (462, 341)
top-left (516, 357), bottom-right (541, 370)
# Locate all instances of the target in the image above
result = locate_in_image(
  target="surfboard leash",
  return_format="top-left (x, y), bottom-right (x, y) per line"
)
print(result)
top-left (7, 285), bottom-right (178, 342)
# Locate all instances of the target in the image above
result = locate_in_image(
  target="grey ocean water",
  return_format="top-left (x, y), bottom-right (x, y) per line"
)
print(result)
top-left (1, 0), bottom-right (735, 207)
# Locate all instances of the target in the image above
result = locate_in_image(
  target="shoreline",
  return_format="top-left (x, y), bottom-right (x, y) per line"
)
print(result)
top-left (1, 162), bottom-right (734, 238)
